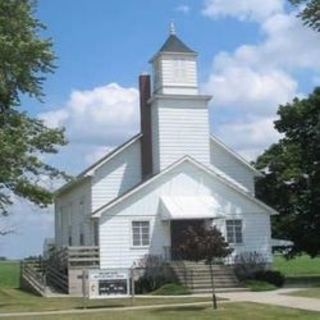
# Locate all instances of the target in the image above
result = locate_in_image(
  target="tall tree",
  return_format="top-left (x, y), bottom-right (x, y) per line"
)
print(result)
top-left (290, 0), bottom-right (320, 32)
top-left (175, 225), bottom-right (233, 309)
top-left (255, 87), bottom-right (320, 258)
top-left (0, 0), bottom-right (67, 217)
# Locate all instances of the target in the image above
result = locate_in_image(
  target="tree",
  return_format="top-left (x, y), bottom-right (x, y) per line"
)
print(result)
top-left (0, 0), bottom-right (68, 217)
top-left (255, 87), bottom-right (320, 258)
top-left (175, 224), bottom-right (233, 309)
top-left (290, 0), bottom-right (320, 32)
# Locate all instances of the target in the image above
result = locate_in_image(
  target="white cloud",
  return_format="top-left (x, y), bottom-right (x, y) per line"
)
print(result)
top-left (40, 83), bottom-right (140, 146)
top-left (202, 1), bottom-right (320, 160)
top-left (176, 4), bottom-right (191, 14)
top-left (40, 83), bottom-right (140, 173)
top-left (214, 116), bottom-right (281, 161)
top-left (202, 0), bottom-right (284, 22)
top-left (204, 67), bottom-right (297, 116)
top-left (85, 145), bottom-right (115, 165)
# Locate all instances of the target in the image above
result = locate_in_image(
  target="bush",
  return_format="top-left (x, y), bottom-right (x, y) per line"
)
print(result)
top-left (151, 283), bottom-right (191, 295)
top-left (244, 280), bottom-right (277, 292)
top-left (234, 252), bottom-right (268, 280)
top-left (133, 255), bottom-right (176, 294)
top-left (135, 274), bottom-right (170, 294)
top-left (253, 270), bottom-right (285, 287)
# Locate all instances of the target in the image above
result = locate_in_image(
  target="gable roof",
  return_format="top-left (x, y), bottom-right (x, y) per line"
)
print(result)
top-left (210, 135), bottom-right (263, 177)
top-left (158, 34), bottom-right (196, 54)
top-left (92, 155), bottom-right (278, 218)
top-left (55, 133), bottom-right (142, 196)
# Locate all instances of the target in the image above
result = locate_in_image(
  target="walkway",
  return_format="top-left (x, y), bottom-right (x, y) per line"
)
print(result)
top-left (218, 288), bottom-right (320, 312)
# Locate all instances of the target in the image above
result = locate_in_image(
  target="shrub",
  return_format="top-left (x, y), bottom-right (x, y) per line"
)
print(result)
top-left (253, 270), bottom-right (285, 287)
top-left (244, 280), bottom-right (277, 292)
top-left (151, 283), bottom-right (191, 295)
top-left (234, 252), bottom-right (268, 280)
top-left (133, 255), bottom-right (176, 294)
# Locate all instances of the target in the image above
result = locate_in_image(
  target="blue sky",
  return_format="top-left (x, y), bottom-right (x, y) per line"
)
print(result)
top-left (1, 0), bottom-right (320, 258)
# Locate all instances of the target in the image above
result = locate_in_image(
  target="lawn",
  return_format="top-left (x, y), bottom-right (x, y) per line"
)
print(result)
top-left (0, 260), bottom-right (20, 288)
top-left (1, 302), bottom-right (320, 320)
top-left (273, 255), bottom-right (320, 276)
top-left (286, 288), bottom-right (320, 299)
top-left (0, 288), bottom-right (212, 313)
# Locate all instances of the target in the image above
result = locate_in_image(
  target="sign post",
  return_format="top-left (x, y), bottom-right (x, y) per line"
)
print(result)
top-left (82, 269), bottom-right (88, 309)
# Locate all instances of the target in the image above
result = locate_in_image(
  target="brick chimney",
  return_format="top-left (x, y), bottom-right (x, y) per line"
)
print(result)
top-left (139, 74), bottom-right (153, 178)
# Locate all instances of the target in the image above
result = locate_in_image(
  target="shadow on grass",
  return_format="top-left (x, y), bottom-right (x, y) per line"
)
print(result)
top-left (75, 304), bottom-right (125, 310)
top-left (150, 306), bottom-right (208, 313)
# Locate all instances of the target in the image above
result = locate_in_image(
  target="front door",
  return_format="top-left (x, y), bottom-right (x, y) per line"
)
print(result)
top-left (170, 219), bottom-right (204, 260)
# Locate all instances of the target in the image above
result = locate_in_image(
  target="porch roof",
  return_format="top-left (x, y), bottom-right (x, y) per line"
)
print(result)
top-left (160, 196), bottom-right (224, 221)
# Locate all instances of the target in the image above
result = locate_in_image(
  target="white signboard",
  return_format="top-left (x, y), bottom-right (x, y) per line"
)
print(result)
top-left (88, 269), bottom-right (130, 299)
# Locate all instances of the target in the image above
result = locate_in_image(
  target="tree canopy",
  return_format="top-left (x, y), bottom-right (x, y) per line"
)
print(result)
top-left (255, 87), bottom-right (320, 258)
top-left (175, 224), bottom-right (233, 263)
top-left (175, 224), bottom-right (232, 309)
top-left (0, 0), bottom-right (67, 216)
top-left (290, 0), bottom-right (320, 32)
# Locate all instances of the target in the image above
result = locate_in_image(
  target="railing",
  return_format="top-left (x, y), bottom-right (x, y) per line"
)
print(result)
top-left (46, 264), bottom-right (68, 293)
top-left (50, 246), bottom-right (100, 269)
top-left (67, 246), bottom-right (100, 268)
top-left (21, 260), bottom-right (47, 296)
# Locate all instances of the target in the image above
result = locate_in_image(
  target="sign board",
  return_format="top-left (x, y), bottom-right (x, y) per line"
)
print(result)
top-left (88, 269), bottom-right (130, 299)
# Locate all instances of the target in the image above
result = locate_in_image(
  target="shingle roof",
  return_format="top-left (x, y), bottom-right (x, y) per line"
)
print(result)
top-left (158, 34), bottom-right (196, 54)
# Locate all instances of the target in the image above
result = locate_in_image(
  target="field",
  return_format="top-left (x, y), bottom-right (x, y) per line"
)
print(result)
top-left (0, 260), bottom-right (20, 288)
top-left (273, 255), bottom-right (320, 276)
top-left (287, 288), bottom-right (320, 299)
top-left (1, 302), bottom-right (320, 320)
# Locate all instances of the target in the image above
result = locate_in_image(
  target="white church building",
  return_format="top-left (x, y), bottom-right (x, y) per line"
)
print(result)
top-left (54, 27), bottom-right (277, 271)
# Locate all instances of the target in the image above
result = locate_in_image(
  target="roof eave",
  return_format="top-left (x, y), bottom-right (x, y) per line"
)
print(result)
top-left (149, 51), bottom-right (198, 64)
top-left (92, 156), bottom-right (278, 218)
top-left (210, 135), bottom-right (264, 178)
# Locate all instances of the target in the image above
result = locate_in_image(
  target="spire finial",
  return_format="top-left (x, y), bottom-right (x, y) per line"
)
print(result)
top-left (169, 21), bottom-right (176, 35)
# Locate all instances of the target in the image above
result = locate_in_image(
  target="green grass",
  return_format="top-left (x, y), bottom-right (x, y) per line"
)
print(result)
top-left (151, 283), bottom-right (191, 295)
top-left (286, 287), bottom-right (320, 299)
top-left (244, 280), bottom-right (277, 292)
top-left (1, 302), bottom-right (320, 320)
top-left (0, 260), bottom-right (20, 288)
top-left (273, 255), bottom-right (320, 276)
top-left (0, 288), bottom-right (211, 313)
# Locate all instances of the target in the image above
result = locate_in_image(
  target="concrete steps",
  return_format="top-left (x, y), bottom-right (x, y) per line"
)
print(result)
top-left (169, 261), bottom-right (243, 294)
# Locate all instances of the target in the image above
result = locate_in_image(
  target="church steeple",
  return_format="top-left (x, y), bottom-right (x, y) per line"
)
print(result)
top-left (150, 25), bottom-right (199, 95)
top-left (169, 21), bottom-right (176, 35)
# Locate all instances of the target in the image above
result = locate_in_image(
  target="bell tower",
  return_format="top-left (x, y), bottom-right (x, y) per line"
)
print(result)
top-left (146, 25), bottom-right (212, 173)
top-left (150, 23), bottom-right (199, 96)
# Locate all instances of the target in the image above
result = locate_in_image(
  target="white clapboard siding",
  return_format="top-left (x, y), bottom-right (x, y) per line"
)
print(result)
top-left (99, 215), bottom-right (170, 269)
top-left (151, 97), bottom-right (210, 172)
top-left (99, 160), bottom-right (273, 269)
top-left (55, 178), bottom-right (94, 247)
top-left (161, 57), bottom-right (198, 86)
top-left (154, 55), bottom-right (198, 95)
top-left (219, 213), bottom-right (272, 262)
top-left (210, 139), bottom-right (256, 194)
top-left (91, 139), bottom-right (142, 212)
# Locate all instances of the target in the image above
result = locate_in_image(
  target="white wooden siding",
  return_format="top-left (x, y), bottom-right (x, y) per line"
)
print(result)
top-left (151, 98), bottom-right (210, 172)
top-left (155, 55), bottom-right (198, 95)
top-left (54, 178), bottom-right (93, 247)
top-left (91, 139), bottom-right (142, 212)
top-left (99, 160), bottom-right (272, 269)
top-left (99, 215), bottom-right (169, 269)
top-left (210, 139), bottom-right (256, 194)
